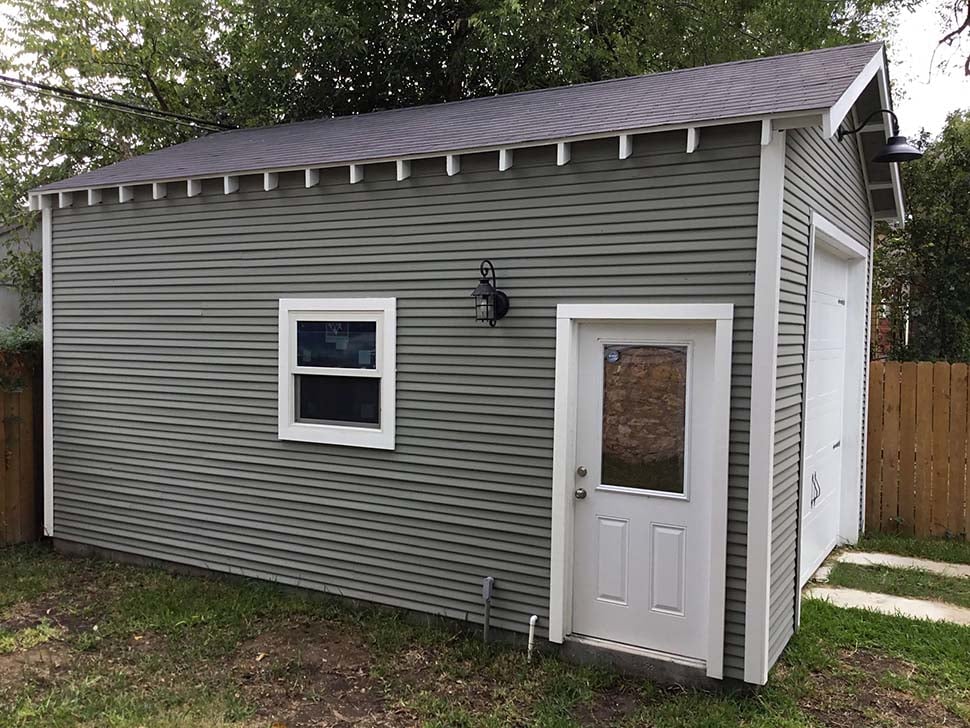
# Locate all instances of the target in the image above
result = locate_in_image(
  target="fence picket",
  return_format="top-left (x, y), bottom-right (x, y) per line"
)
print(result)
top-left (897, 362), bottom-right (918, 534)
top-left (914, 363), bottom-right (935, 537)
top-left (950, 364), bottom-right (969, 539)
top-left (931, 362), bottom-right (952, 536)
top-left (880, 363), bottom-right (901, 530)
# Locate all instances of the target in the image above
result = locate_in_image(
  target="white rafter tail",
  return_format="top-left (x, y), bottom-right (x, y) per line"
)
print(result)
top-left (760, 119), bottom-right (773, 146)
top-left (305, 169), bottom-right (320, 188)
top-left (57, 192), bottom-right (73, 209)
top-left (498, 148), bottom-right (513, 171)
top-left (118, 185), bottom-right (134, 203)
top-left (187, 179), bottom-right (202, 198)
top-left (557, 142), bottom-right (571, 166)
top-left (446, 154), bottom-right (461, 176)
top-left (224, 175), bottom-right (239, 195)
top-left (87, 189), bottom-right (102, 206)
top-left (28, 194), bottom-right (40, 212)
top-left (39, 194), bottom-right (54, 210)
top-left (618, 134), bottom-right (633, 159)
top-left (686, 127), bottom-right (700, 154)
top-left (152, 182), bottom-right (167, 200)
top-left (349, 164), bottom-right (363, 184)
top-left (263, 172), bottom-right (279, 191)
top-left (396, 159), bottom-right (411, 181)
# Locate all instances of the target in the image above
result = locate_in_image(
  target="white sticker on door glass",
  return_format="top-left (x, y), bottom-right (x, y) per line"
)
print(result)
top-left (601, 345), bottom-right (688, 493)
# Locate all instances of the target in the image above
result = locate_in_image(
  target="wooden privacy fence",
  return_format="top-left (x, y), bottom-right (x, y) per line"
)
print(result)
top-left (0, 357), bottom-right (40, 546)
top-left (867, 361), bottom-right (969, 539)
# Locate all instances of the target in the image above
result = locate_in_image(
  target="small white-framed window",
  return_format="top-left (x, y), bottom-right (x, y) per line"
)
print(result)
top-left (278, 298), bottom-right (396, 449)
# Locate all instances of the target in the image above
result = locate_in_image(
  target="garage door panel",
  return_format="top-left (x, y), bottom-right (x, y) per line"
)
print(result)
top-left (800, 245), bottom-right (849, 585)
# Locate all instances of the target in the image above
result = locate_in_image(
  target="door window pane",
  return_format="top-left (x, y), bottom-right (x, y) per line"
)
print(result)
top-left (297, 321), bottom-right (377, 369)
top-left (601, 345), bottom-right (687, 493)
top-left (296, 374), bottom-right (380, 426)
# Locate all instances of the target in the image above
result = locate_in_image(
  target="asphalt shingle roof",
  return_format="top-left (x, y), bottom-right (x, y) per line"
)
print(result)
top-left (36, 42), bottom-right (883, 193)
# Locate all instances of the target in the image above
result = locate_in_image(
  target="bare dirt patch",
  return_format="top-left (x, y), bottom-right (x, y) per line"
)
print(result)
top-left (800, 649), bottom-right (968, 727)
top-left (0, 641), bottom-right (72, 692)
top-left (231, 617), bottom-right (415, 728)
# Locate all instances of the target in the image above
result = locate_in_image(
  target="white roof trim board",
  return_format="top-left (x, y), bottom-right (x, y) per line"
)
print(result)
top-left (30, 42), bottom-right (900, 220)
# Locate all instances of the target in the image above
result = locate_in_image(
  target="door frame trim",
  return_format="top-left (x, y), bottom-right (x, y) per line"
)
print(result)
top-left (548, 303), bottom-right (734, 679)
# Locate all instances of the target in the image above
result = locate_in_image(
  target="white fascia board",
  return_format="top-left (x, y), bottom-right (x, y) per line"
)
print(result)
top-left (743, 125), bottom-right (787, 686)
top-left (57, 192), bottom-right (73, 209)
top-left (396, 159), bottom-right (411, 181)
top-left (823, 49), bottom-right (884, 138)
top-left (152, 182), bottom-right (167, 200)
top-left (224, 175), bottom-right (239, 195)
top-left (34, 108), bottom-right (830, 198)
top-left (446, 154), bottom-right (460, 176)
top-left (874, 61), bottom-right (906, 224)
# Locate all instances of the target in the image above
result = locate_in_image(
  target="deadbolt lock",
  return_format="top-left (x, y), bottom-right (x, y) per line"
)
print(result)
top-left (576, 465), bottom-right (588, 477)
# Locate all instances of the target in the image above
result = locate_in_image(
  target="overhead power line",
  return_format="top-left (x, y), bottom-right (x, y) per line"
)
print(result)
top-left (0, 74), bottom-right (235, 131)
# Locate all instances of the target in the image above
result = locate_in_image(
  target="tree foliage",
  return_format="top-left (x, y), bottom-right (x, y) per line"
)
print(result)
top-left (874, 111), bottom-right (970, 360)
top-left (0, 0), bottom-right (904, 228)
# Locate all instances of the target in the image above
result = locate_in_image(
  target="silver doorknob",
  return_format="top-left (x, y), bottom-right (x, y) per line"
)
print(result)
top-left (576, 466), bottom-right (588, 477)
top-left (575, 488), bottom-right (587, 500)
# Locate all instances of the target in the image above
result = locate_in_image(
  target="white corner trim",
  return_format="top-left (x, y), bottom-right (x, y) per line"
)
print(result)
top-left (305, 169), bottom-right (320, 188)
top-left (446, 154), bottom-right (460, 176)
top-left (42, 206), bottom-right (53, 537)
top-left (686, 127), bottom-right (700, 153)
top-left (349, 164), bottom-right (364, 184)
top-left (618, 134), bottom-right (632, 159)
top-left (277, 297), bottom-right (396, 450)
top-left (549, 301), bottom-right (734, 680)
top-left (396, 159), bottom-right (411, 181)
top-left (498, 148), bottom-right (513, 171)
top-left (152, 182), bottom-right (167, 200)
top-left (743, 125), bottom-right (787, 685)
top-left (824, 49), bottom-right (884, 138)
top-left (557, 142), bottom-right (571, 166)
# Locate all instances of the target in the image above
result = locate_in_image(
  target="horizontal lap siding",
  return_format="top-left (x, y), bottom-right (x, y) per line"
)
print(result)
top-left (50, 126), bottom-right (760, 677)
top-left (768, 127), bottom-right (870, 666)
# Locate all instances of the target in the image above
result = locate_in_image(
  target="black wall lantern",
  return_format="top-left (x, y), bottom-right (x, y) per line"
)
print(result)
top-left (837, 108), bottom-right (923, 164)
top-left (471, 259), bottom-right (510, 326)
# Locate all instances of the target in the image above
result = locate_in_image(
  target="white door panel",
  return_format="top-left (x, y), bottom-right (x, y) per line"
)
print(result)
top-left (572, 321), bottom-right (715, 660)
top-left (800, 246), bottom-right (849, 585)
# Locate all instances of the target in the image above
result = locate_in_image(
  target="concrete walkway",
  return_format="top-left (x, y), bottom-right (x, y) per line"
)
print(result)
top-left (804, 585), bottom-right (970, 626)
top-left (837, 551), bottom-right (970, 579)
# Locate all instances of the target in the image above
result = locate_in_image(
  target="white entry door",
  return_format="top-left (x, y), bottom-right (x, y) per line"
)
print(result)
top-left (800, 245), bottom-right (849, 585)
top-left (571, 320), bottom-right (716, 660)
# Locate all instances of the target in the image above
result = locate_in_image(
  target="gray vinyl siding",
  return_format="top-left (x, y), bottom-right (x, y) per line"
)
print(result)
top-left (767, 126), bottom-right (870, 666)
top-left (50, 125), bottom-right (761, 679)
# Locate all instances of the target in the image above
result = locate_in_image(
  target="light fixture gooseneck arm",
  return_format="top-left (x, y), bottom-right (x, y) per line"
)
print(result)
top-left (837, 108), bottom-right (900, 140)
top-left (480, 259), bottom-right (497, 290)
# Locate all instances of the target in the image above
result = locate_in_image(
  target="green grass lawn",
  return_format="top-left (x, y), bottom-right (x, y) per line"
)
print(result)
top-left (1, 543), bottom-right (969, 727)
top-left (854, 533), bottom-right (970, 565)
top-left (827, 562), bottom-right (970, 610)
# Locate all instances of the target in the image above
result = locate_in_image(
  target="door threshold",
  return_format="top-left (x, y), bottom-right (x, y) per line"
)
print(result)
top-left (566, 634), bottom-right (706, 670)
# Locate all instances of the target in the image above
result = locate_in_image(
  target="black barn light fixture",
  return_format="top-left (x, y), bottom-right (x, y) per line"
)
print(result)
top-left (471, 259), bottom-right (510, 326)
top-left (837, 108), bottom-right (923, 163)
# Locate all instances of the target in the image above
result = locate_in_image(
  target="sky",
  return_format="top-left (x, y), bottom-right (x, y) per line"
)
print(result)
top-left (888, 1), bottom-right (970, 136)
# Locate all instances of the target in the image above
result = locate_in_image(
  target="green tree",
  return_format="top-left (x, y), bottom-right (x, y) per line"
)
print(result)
top-left (874, 111), bottom-right (970, 360)
top-left (0, 0), bottom-right (905, 229)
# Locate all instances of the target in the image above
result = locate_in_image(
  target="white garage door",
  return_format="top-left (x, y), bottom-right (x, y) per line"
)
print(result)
top-left (800, 245), bottom-right (849, 585)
